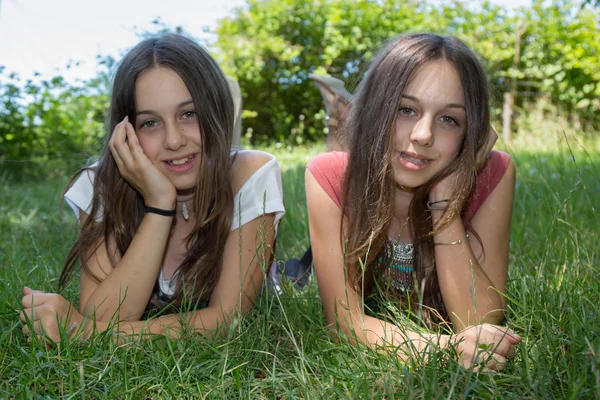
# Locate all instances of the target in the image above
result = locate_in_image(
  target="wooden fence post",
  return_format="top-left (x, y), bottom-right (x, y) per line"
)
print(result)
top-left (502, 20), bottom-right (527, 144)
top-left (503, 92), bottom-right (514, 144)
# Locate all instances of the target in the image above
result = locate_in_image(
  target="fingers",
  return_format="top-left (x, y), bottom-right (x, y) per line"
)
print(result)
top-left (484, 324), bottom-right (521, 346)
top-left (20, 306), bottom-right (43, 324)
top-left (476, 124), bottom-right (498, 171)
top-left (475, 327), bottom-right (520, 360)
top-left (471, 351), bottom-right (507, 372)
top-left (124, 117), bottom-right (144, 155)
top-left (485, 353), bottom-right (507, 372)
top-left (23, 287), bottom-right (44, 295)
top-left (455, 324), bottom-right (521, 372)
top-left (21, 317), bottom-right (58, 345)
top-left (471, 353), bottom-right (508, 373)
top-left (459, 342), bottom-right (510, 372)
top-left (22, 292), bottom-right (48, 308)
top-left (110, 116), bottom-right (135, 170)
top-left (109, 117), bottom-right (127, 171)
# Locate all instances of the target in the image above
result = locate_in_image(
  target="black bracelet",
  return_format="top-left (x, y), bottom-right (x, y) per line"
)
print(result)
top-left (144, 205), bottom-right (176, 217)
top-left (427, 199), bottom-right (449, 209)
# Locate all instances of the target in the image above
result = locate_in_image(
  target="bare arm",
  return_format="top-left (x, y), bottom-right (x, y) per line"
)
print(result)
top-left (78, 212), bottom-right (173, 321)
top-left (84, 211), bottom-right (275, 338)
top-left (306, 169), bottom-right (442, 356)
top-left (20, 211), bottom-right (275, 341)
top-left (432, 160), bottom-right (516, 329)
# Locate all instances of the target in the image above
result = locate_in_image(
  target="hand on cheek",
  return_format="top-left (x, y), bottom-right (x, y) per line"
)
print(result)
top-left (109, 116), bottom-right (177, 209)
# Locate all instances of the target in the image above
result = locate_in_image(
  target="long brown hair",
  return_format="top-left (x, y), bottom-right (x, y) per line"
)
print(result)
top-left (341, 33), bottom-right (490, 323)
top-left (59, 34), bottom-right (235, 311)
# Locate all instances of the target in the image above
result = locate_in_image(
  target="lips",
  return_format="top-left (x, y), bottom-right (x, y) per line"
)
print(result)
top-left (163, 153), bottom-right (198, 172)
top-left (397, 151), bottom-right (432, 171)
top-left (167, 155), bottom-right (195, 166)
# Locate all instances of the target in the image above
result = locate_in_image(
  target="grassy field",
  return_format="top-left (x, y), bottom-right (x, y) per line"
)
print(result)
top-left (0, 131), bottom-right (599, 398)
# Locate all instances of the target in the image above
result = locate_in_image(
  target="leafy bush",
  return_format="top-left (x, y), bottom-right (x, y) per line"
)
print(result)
top-left (0, 0), bottom-right (598, 178)
top-left (0, 62), bottom-right (111, 180)
top-left (214, 0), bottom-right (600, 145)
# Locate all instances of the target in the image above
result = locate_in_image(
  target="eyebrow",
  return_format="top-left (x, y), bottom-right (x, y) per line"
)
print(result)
top-left (402, 94), bottom-right (465, 110)
top-left (136, 100), bottom-right (195, 116)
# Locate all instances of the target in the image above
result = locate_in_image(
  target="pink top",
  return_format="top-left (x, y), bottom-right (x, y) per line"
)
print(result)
top-left (307, 150), bottom-right (511, 222)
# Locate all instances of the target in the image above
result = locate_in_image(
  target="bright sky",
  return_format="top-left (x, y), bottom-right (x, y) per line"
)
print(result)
top-left (0, 0), bottom-right (531, 84)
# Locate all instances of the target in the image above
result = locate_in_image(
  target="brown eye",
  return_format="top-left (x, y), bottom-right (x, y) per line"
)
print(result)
top-left (440, 116), bottom-right (459, 126)
top-left (182, 110), bottom-right (197, 119)
top-left (398, 107), bottom-right (416, 117)
top-left (140, 120), bottom-right (159, 129)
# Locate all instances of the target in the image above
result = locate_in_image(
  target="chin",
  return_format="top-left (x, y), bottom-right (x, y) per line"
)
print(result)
top-left (393, 172), bottom-right (428, 191)
top-left (176, 182), bottom-right (197, 192)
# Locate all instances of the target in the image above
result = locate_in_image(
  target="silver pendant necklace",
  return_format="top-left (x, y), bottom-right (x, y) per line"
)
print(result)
top-left (181, 202), bottom-right (190, 221)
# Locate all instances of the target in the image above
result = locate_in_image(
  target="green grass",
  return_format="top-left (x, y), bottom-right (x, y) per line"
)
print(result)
top-left (1, 133), bottom-right (599, 398)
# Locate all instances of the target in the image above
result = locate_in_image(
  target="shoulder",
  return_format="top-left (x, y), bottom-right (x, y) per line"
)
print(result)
top-left (477, 150), bottom-right (514, 193)
top-left (465, 151), bottom-right (515, 222)
top-left (64, 163), bottom-right (100, 221)
top-left (307, 151), bottom-right (348, 173)
top-left (487, 150), bottom-right (512, 171)
top-left (230, 150), bottom-right (278, 194)
top-left (229, 150), bottom-right (285, 231)
top-left (306, 151), bottom-right (348, 209)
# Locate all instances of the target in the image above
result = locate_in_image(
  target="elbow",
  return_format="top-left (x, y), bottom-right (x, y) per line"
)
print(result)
top-left (80, 299), bottom-right (143, 323)
top-left (324, 313), bottom-right (368, 347)
top-left (188, 305), bottom-right (231, 337)
top-left (480, 308), bottom-right (506, 325)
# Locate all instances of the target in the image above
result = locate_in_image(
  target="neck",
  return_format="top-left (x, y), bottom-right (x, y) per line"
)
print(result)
top-left (392, 188), bottom-right (413, 220)
top-left (176, 190), bottom-right (194, 203)
top-left (176, 193), bottom-right (194, 222)
top-left (390, 188), bottom-right (414, 242)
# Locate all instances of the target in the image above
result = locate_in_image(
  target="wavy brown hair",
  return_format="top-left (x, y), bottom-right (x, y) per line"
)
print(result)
top-left (341, 33), bottom-right (490, 323)
top-left (59, 34), bottom-right (235, 313)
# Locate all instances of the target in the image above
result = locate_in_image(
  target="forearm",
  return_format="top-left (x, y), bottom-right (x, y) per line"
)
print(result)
top-left (362, 315), bottom-right (450, 359)
top-left (80, 306), bottom-right (226, 340)
top-left (82, 213), bottom-right (172, 321)
top-left (433, 215), bottom-right (505, 328)
top-left (329, 307), bottom-right (449, 360)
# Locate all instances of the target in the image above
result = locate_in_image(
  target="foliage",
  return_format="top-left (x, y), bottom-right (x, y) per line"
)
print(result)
top-left (214, 0), bottom-right (600, 145)
top-left (0, 61), bottom-right (112, 179)
top-left (0, 0), bottom-right (598, 175)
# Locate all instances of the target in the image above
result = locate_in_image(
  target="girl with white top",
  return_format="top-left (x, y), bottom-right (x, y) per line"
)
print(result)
top-left (20, 34), bottom-right (285, 341)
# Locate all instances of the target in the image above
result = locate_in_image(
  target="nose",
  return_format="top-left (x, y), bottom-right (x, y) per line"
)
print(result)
top-left (163, 122), bottom-right (187, 150)
top-left (409, 117), bottom-right (434, 147)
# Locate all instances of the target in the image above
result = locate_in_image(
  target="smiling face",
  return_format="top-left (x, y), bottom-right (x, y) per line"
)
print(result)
top-left (392, 61), bottom-right (466, 191)
top-left (134, 66), bottom-right (202, 193)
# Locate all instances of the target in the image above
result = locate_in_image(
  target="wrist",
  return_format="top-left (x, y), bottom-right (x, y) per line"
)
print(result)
top-left (143, 187), bottom-right (177, 210)
top-left (437, 334), bottom-right (451, 349)
top-left (144, 205), bottom-right (176, 218)
top-left (143, 196), bottom-right (176, 210)
top-left (82, 317), bottom-right (110, 339)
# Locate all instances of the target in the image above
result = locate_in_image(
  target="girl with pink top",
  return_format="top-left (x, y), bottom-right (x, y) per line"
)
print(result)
top-left (306, 33), bottom-right (520, 372)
